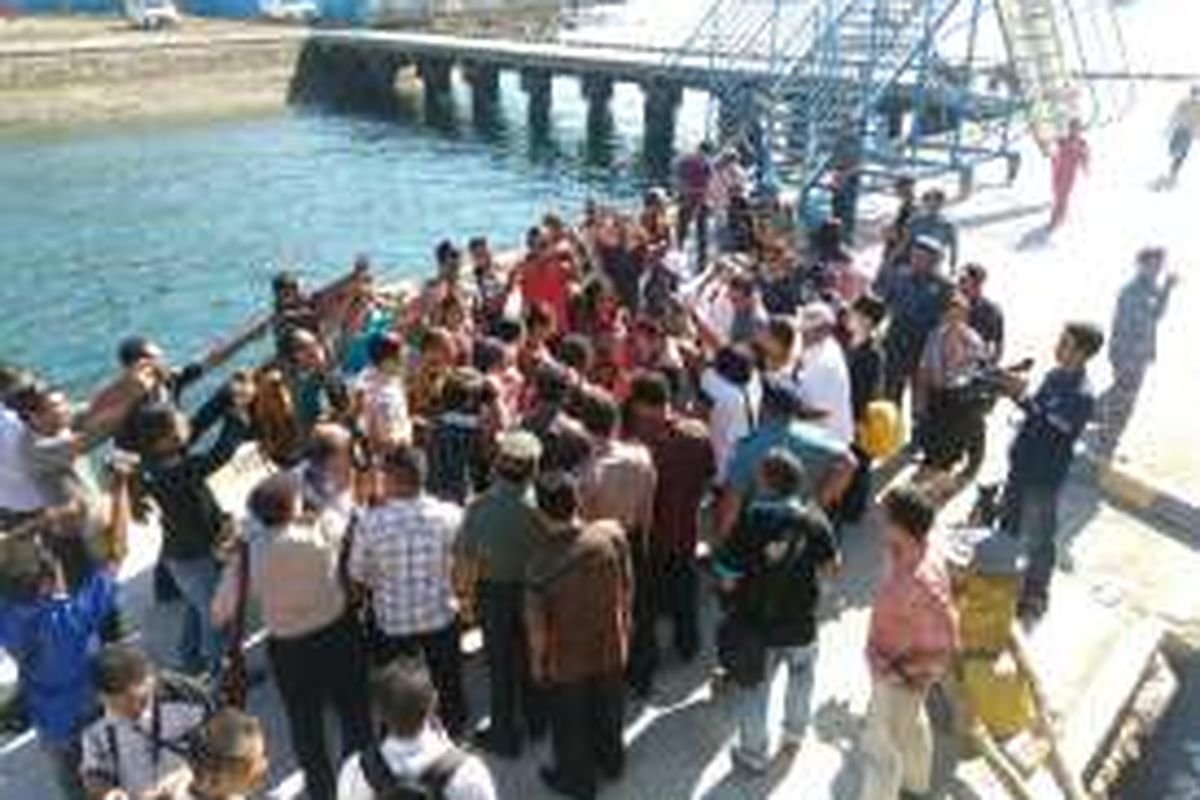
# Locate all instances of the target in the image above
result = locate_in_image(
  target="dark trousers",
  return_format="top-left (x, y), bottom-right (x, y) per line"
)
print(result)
top-left (626, 540), bottom-right (658, 695)
top-left (652, 550), bottom-right (700, 662)
top-left (1094, 364), bottom-right (1147, 457)
top-left (839, 444), bottom-right (874, 524)
top-left (921, 388), bottom-right (986, 472)
top-left (376, 620), bottom-right (468, 738)
top-left (478, 581), bottom-right (544, 751)
top-left (267, 614), bottom-right (372, 800)
top-left (1001, 479), bottom-right (1061, 615)
top-left (547, 673), bottom-right (627, 799)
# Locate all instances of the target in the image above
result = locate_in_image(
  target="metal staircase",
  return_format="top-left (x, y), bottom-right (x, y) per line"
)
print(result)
top-left (764, 0), bottom-right (967, 192)
top-left (666, 0), bottom-right (1005, 197)
top-left (993, 0), bottom-right (1079, 152)
top-left (665, 0), bottom-right (1041, 199)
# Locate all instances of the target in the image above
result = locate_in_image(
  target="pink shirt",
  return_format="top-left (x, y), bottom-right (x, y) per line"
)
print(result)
top-left (866, 539), bottom-right (958, 690)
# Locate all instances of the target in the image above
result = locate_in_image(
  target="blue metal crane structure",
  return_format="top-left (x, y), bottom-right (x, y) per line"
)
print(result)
top-left (666, 0), bottom-right (1128, 202)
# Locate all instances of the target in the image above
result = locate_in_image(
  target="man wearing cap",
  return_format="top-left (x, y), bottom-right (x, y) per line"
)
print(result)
top-left (794, 303), bottom-right (855, 446)
top-left (457, 431), bottom-right (548, 757)
top-left (1094, 248), bottom-right (1178, 457)
top-left (875, 236), bottom-right (954, 429)
top-left (714, 377), bottom-right (856, 540)
top-left (907, 188), bottom-right (958, 271)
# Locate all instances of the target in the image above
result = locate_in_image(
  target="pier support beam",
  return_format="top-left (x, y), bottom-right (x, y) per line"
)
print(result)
top-left (581, 75), bottom-right (615, 165)
top-left (463, 61), bottom-right (500, 124)
top-left (581, 75), bottom-right (614, 116)
top-left (520, 68), bottom-right (552, 138)
top-left (418, 57), bottom-right (454, 120)
top-left (580, 75), bottom-right (615, 165)
top-left (642, 79), bottom-right (683, 181)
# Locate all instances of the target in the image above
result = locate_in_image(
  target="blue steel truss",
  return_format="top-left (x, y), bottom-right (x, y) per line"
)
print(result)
top-left (667, 0), bottom-right (1031, 199)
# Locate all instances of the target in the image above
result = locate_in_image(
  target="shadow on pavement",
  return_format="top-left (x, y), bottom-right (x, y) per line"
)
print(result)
top-left (957, 202), bottom-right (1052, 232)
top-left (697, 746), bottom-right (799, 800)
top-left (623, 688), bottom-right (738, 799)
top-left (1015, 222), bottom-right (1054, 251)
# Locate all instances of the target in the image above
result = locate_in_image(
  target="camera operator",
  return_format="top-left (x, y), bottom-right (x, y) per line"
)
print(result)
top-left (995, 322), bottom-right (1104, 626)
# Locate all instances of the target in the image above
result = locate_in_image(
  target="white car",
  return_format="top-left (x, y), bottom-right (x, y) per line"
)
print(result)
top-left (124, 0), bottom-right (181, 30)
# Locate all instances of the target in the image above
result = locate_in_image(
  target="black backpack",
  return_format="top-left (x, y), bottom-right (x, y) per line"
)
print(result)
top-left (359, 743), bottom-right (468, 800)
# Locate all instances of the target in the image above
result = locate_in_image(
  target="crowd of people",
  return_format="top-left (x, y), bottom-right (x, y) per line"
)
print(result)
top-left (0, 139), bottom-right (1177, 800)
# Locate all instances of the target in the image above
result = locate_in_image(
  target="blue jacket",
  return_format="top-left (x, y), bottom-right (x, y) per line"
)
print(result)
top-left (1009, 367), bottom-right (1094, 488)
top-left (0, 570), bottom-right (115, 743)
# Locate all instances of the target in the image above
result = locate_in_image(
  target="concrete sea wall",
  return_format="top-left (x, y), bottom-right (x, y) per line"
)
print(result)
top-left (0, 33), bottom-right (303, 91)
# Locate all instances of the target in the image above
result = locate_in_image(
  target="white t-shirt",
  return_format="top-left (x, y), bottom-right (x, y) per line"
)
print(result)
top-left (354, 366), bottom-right (413, 448)
top-left (337, 726), bottom-right (496, 800)
top-left (0, 408), bottom-right (46, 513)
top-left (794, 338), bottom-right (855, 445)
top-left (700, 368), bottom-right (762, 481)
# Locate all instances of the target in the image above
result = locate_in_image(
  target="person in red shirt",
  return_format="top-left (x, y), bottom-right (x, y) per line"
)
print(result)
top-left (519, 225), bottom-right (578, 331)
top-left (1049, 118), bottom-right (1090, 229)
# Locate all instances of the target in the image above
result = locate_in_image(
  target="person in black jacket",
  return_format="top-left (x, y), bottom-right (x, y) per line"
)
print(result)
top-left (714, 449), bottom-right (839, 774)
top-left (839, 294), bottom-right (887, 521)
top-left (136, 400), bottom-right (251, 677)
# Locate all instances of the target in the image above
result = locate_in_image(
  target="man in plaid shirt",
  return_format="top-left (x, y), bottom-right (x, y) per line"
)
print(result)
top-left (348, 444), bottom-right (468, 737)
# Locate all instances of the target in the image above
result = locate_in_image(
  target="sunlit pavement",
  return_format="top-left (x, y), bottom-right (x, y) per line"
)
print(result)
top-left (914, 0), bottom-right (1200, 503)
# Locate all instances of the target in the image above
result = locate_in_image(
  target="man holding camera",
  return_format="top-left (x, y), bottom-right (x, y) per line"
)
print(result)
top-left (997, 322), bottom-right (1105, 625)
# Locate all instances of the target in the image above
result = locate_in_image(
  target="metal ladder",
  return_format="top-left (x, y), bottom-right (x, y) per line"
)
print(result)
top-left (668, 0), bottom-right (1012, 197)
top-left (765, 0), bottom-right (965, 192)
top-left (993, 0), bottom-right (1079, 152)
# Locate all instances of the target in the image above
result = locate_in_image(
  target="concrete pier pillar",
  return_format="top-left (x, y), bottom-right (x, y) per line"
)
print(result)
top-left (581, 74), bottom-right (614, 114)
top-left (463, 61), bottom-right (500, 121)
top-left (418, 57), bottom-right (453, 113)
top-left (520, 68), bottom-right (552, 136)
top-left (642, 79), bottom-right (683, 182)
top-left (581, 76), bottom-right (615, 167)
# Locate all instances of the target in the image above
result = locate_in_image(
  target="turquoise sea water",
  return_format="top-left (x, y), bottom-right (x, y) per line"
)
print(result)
top-left (0, 71), bottom-right (707, 393)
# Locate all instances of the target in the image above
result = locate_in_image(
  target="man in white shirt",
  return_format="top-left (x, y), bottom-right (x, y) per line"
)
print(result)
top-left (338, 659), bottom-right (496, 800)
top-left (794, 303), bottom-right (855, 445)
top-left (0, 405), bottom-right (47, 519)
top-left (352, 332), bottom-right (413, 455)
top-left (699, 346), bottom-right (762, 481)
